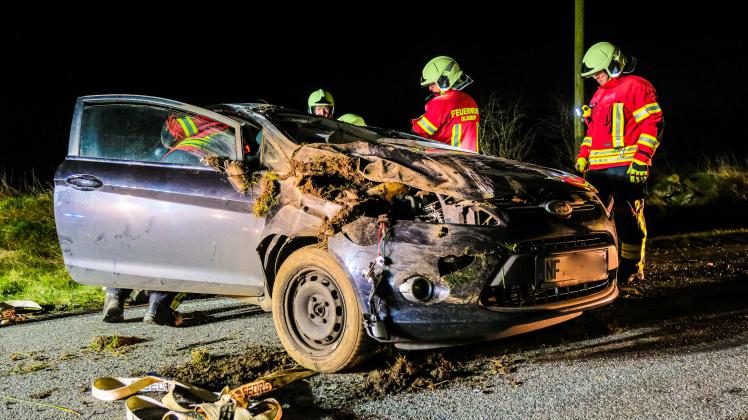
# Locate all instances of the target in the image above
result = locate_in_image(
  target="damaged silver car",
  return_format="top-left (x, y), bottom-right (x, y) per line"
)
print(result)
top-left (55, 95), bottom-right (619, 372)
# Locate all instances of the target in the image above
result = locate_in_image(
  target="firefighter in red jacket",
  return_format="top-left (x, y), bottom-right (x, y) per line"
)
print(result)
top-left (575, 41), bottom-right (663, 284)
top-left (411, 56), bottom-right (480, 152)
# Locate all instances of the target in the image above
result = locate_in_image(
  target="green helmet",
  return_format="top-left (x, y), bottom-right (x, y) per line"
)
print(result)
top-left (581, 42), bottom-right (631, 78)
top-left (420, 56), bottom-right (469, 91)
top-left (307, 89), bottom-right (335, 114)
top-left (337, 113), bottom-right (366, 126)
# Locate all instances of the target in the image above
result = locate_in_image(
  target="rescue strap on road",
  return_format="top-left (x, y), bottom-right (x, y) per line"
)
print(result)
top-left (1, 300), bottom-right (43, 326)
top-left (91, 367), bottom-right (316, 419)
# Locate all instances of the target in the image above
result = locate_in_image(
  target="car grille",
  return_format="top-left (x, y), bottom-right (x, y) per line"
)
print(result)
top-left (515, 233), bottom-right (612, 254)
top-left (482, 275), bottom-right (613, 308)
top-left (481, 233), bottom-right (615, 309)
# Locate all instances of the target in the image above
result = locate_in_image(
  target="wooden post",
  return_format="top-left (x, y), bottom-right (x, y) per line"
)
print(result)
top-left (574, 0), bottom-right (585, 159)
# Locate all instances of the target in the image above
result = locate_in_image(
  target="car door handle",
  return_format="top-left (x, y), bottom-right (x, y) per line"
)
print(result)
top-left (66, 175), bottom-right (103, 191)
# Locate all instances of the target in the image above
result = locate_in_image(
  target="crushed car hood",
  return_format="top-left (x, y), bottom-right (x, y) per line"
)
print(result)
top-left (290, 140), bottom-right (595, 202)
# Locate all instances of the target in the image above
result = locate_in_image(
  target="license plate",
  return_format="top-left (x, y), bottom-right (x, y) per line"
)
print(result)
top-left (538, 249), bottom-right (608, 286)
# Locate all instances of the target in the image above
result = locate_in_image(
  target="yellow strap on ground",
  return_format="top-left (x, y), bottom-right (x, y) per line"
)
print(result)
top-left (124, 395), bottom-right (170, 419)
top-left (91, 376), bottom-right (164, 401)
top-left (230, 368), bottom-right (317, 408)
top-left (197, 395), bottom-right (282, 420)
top-left (94, 368), bottom-right (314, 419)
top-left (91, 375), bottom-right (218, 404)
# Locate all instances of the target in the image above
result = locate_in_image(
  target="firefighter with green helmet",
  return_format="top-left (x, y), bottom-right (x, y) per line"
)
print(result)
top-left (411, 56), bottom-right (480, 152)
top-left (308, 89), bottom-right (335, 119)
top-left (575, 41), bottom-right (664, 284)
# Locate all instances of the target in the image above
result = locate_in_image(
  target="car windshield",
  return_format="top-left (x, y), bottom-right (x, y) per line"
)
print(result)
top-left (268, 112), bottom-right (451, 149)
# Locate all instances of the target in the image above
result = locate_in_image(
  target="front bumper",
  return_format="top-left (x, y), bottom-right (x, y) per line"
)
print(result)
top-left (327, 215), bottom-right (619, 346)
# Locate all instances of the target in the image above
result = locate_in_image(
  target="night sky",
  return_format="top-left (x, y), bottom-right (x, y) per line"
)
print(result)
top-left (3, 5), bottom-right (745, 185)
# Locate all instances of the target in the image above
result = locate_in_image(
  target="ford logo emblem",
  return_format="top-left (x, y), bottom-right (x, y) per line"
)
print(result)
top-left (544, 201), bottom-right (573, 218)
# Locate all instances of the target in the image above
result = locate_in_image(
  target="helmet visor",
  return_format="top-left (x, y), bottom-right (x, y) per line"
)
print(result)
top-left (581, 62), bottom-right (600, 78)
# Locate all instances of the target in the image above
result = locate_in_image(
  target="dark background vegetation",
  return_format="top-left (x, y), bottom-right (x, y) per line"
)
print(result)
top-left (2, 5), bottom-right (746, 184)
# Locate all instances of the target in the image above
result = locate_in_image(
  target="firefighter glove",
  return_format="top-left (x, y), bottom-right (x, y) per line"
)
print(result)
top-left (575, 157), bottom-right (589, 173)
top-left (627, 160), bottom-right (649, 183)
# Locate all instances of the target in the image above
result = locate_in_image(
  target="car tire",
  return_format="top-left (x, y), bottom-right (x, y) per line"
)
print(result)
top-left (272, 246), bottom-right (375, 373)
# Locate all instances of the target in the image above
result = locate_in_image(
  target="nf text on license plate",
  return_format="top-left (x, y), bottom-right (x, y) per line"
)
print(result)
top-left (538, 250), bottom-right (608, 285)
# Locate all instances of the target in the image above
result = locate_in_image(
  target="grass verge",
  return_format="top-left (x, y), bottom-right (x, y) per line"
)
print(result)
top-left (0, 189), bottom-right (103, 310)
top-left (649, 228), bottom-right (748, 250)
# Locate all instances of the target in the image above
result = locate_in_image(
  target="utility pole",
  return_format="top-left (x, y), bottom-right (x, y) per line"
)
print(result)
top-left (574, 0), bottom-right (585, 157)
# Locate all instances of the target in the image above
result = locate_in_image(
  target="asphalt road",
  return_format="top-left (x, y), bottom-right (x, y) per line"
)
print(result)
top-left (1, 243), bottom-right (747, 419)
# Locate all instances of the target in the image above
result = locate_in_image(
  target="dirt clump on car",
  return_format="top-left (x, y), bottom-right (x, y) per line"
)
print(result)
top-left (289, 153), bottom-right (398, 245)
top-left (200, 156), bottom-right (253, 194)
top-left (253, 172), bottom-right (280, 218)
top-left (317, 205), bottom-right (353, 247)
top-left (291, 154), bottom-right (373, 210)
top-left (158, 345), bottom-right (297, 391)
top-left (291, 155), bottom-right (367, 188)
top-left (198, 155), bottom-right (283, 218)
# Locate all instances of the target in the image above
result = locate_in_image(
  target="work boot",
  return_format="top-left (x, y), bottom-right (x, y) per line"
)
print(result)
top-left (618, 259), bottom-right (644, 286)
top-left (627, 271), bottom-right (645, 283)
top-left (143, 292), bottom-right (182, 327)
top-left (102, 293), bottom-right (125, 323)
top-left (142, 309), bottom-right (180, 327)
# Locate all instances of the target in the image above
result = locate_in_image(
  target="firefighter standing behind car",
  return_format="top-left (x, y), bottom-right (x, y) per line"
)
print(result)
top-left (308, 89), bottom-right (335, 119)
top-left (575, 41), bottom-right (663, 284)
top-left (411, 56), bottom-right (480, 152)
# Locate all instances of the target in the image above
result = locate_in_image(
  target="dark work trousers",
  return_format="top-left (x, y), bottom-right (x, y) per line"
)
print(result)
top-left (106, 288), bottom-right (187, 312)
top-left (586, 166), bottom-right (647, 279)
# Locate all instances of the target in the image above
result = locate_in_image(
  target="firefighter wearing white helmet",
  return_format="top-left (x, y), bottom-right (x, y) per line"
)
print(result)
top-left (308, 89), bottom-right (335, 119)
top-left (575, 41), bottom-right (664, 284)
top-left (411, 56), bottom-right (480, 152)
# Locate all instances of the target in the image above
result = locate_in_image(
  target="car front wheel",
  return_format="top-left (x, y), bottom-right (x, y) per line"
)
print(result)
top-left (272, 246), bottom-right (374, 372)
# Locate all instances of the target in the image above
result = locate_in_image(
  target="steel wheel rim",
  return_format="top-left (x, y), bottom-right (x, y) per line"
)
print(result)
top-left (285, 267), bottom-right (346, 356)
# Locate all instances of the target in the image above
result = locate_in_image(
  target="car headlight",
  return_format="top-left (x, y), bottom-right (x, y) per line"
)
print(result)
top-left (399, 276), bottom-right (434, 302)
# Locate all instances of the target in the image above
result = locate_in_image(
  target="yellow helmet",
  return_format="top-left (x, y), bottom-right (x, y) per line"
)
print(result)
top-left (337, 113), bottom-right (366, 126)
top-left (581, 42), bottom-right (636, 78)
top-left (420, 56), bottom-right (472, 91)
top-left (307, 89), bottom-right (335, 114)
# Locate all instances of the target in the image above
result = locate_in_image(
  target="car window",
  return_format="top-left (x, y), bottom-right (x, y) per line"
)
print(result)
top-left (79, 104), bottom-right (236, 165)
